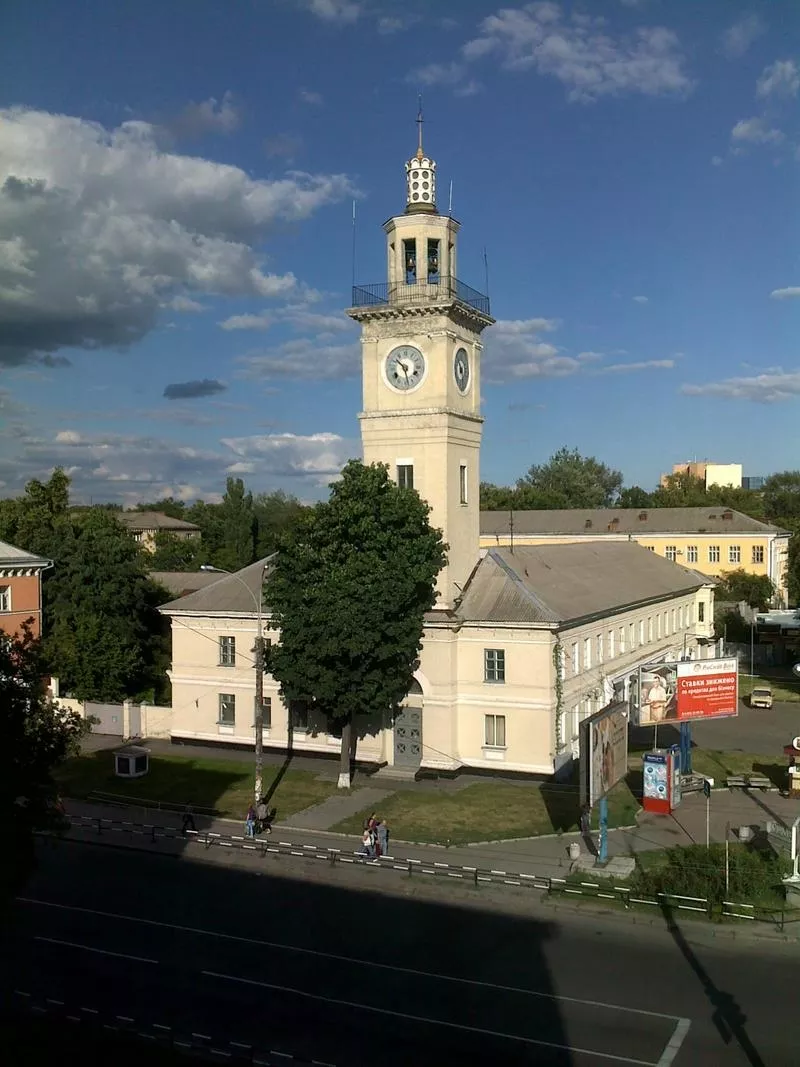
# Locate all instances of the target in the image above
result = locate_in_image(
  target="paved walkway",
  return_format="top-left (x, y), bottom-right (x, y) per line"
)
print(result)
top-left (284, 786), bottom-right (395, 830)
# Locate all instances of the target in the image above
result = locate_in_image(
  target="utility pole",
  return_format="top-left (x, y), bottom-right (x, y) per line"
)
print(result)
top-left (703, 778), bottom-right (711, 848)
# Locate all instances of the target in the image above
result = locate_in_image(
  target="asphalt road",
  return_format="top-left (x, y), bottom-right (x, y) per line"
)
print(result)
top-left (3, 841), bottom-right (799, 1066)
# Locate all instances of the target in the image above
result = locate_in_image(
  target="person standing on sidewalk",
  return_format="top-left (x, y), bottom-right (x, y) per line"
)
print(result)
top-left (580, 803), bottom-right (596, 856)
top-left (377, 819), bottom-right (389, 858)
top-left (245, 804), bottom-right (256, 839)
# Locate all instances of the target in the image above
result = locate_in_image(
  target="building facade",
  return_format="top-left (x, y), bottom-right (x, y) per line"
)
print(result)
top-left (480, 507), bottom-right (790, 607)
top-left (0, 540), bottom-right (52, 640)
top-left (660, 461), bottom-right (743, 489)
top-left (117, 511), bottom-right (201, 553)
top-left (163, 133), bottom-right (720, 777)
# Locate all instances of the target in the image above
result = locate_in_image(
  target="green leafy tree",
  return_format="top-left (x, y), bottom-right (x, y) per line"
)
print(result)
top-left (253, 490), bottom-right (307, 558)
top-left (716, 568), bottom-right (776, 610)
top-left (517, 447), bottom-right (623, 508)
top-left (149, 530), bottom-right (209, 572)
top-left (479, 481), bottom-right (569, 510)
top-left (265, 461), bottom-right (446, 788)
top-left (130, 497), bottom-right (190, 520)
top-left (617, 486), bottom-right (653, 509)
top-left (651, 473), bottom-right (709, 508)
top-left (763, 471), bottom-right (800, 524)
top-left (788, 535), bottom-right (800, 606)
top-left (215, 477), bottom-right (256, 571)
top-left (2, 627), bottom-right (89, 899)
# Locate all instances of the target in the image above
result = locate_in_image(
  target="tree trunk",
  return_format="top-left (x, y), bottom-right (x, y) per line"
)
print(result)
top-left (338, 717), bottom-right (353, 790)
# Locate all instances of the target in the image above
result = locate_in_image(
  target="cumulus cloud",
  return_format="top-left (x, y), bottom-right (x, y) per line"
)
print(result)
top-left (265, 133), bottom-right (303, 159)
top-left (720, 14), bottom-right (766, 59)
top-left (632, 295), bottom-right (649, 304)
top-left (220, 431), bottom-right (356, 483)
top-left (163, 378), bottom-right (227, 400)
top-left (298, 88), bottom-right (324, 105)
top-left (597, 359), bottom-right (675, 374)
top-left (682, 370), bottom-right (800, 404)
top-left (0, 107), bottom-right (354, 367)
top-left (730, 116), bottom-right (784, 145)
top-left (167, 91), bottom-right (241, 139)
top-left (299, 0), bottom-right (363, 22)
top-left (770, 287), bottom-right (800, 300)
top-left (237, 336), bottom-right (360, 381)
top-left (756, 59), bottom-right (800, 98)
top-left (414, 2), bottom-right (693, 102)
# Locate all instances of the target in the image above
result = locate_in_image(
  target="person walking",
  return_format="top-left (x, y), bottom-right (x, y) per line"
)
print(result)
top-left (181, 808), bottom-right (197, 835)
top-left (579, 803), bottom-right (595, 856)
top-left (256, 797), bottom-right (268, 834)
top-left (245, 804), bottom-right (256, 839)
top-left (358, 828), bottom-right (375, 861)
top-left (377, 819), bottom-right (389, 858)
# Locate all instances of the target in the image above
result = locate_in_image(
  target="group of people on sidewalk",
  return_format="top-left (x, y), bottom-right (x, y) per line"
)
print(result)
top-left (358, 812), bottom-right (390, 861)
top-left (245, 798), bottom-right (275, 838)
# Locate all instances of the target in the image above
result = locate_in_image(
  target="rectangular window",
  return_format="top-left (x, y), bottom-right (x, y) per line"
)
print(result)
top-left (571, 642), bottom-right (579, 674)
top-left (259, 697), bottom-right (272, 730)
top-left (583, 637), bottom-right (591, 671)
top-left (459, 464), bottom-right (468, 505)
top-left (397, 464), bottom-right (414, 490)
top-left (678, 606), bottom-right (684, 629)
top-left (484, 648), bottom-right (506, 683)
top-left (218, 693), bottom-right (235, 727)
top-left (687, 545), bottom-right (698, 564)
top-left (619, 626), bottom-right (626, 654)
top-left (292, 701), bottom-right (309, 733)
top-left (484, 714), bottom-right (506, 748)
top-left (219, 636), bottom-right (236, 666)
top-left (629, 622), bottom-right (635, 650)
top-left (638, 619), bottom-right (645, 646)
top-left (709, 545), bottom-right (720, 563)
top-left (698, 602), bottom-right (705, 623)
top-left (752, 545), bottom-right (764, 564)
top-left (657, 613), bottom-right (662, 639)
top-left (665, 545), bottom-right (677, 562)
top-left (427, 237), bottom-right (441, 281)
top-left (0, 586), bottom-right (10, 612)
top-left (597, 633), bottom-right (604, 664)
top-left (608, 629), bottom-right (615, 658)
top-left (729, 545), bottom-right (741, 564)
top-left (647, 617), bottom-right (653, 642)
top-left (403, 238), bottom-right (417, 283)
top-left (665, 610), bottom-right (670, 636)
top-left (672, 609), bottom-right (677, 632)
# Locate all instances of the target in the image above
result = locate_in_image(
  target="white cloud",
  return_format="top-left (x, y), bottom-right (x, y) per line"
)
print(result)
top-left (298, 88), bottom-right (324, 105)
top-left (237, 335), bottom-right (360, 381)
top-left (720, 14), bottom-right (766, 59)
top-left (220, 313), bottom-right (275, 331)
top-left (632, 294), bottom-right (649, 304)
top-left (221, 431), bottom-right (356, 483)
top-left (711, 155), bottom-right (724, 166)
top-left (417, 2), bottom-right (693, 102)
top-left (167, 295), bottom-right (205, 313)
top-left (0, 107), bottom-right (354, 366)
top-left (756, 59), bottom-right (800, 99)
top-left (301, 0), bottom-right (363, 22)
top-left (730, 116), bottom-right (784, 145)
top-left (682, 369), bottom-right (800, 404)
top-left (770, 287), bottom-right (800, 300)
top-left (597, 358), bottom-right (674, 374)
top-left (168, 91), bottom-right (241, 138)
top-left (220, 305), bottom-right (353, 335)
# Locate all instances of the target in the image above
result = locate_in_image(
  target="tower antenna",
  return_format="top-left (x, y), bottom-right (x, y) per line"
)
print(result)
top-left (416, 93), bottom-right (424, 156)
top-left (483, 246), bottom-right (490, 297)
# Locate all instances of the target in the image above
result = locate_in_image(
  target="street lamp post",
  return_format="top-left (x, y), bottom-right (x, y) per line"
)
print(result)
top-left (201, 564), bottom-right (266, 803)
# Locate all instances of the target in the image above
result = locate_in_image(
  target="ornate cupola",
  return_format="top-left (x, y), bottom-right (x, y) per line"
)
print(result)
top-left (405, 103), bottom-right (436, 214)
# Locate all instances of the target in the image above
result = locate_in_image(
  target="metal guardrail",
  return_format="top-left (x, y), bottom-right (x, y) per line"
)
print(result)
top-left (350, 276), bottom-right (491, 316)
top-left (58, 815), bottom-right (797, 929)
top-left (87, 790), bottom-right (220, 817)
top-left (9, 989), bottom-right (334, 1065)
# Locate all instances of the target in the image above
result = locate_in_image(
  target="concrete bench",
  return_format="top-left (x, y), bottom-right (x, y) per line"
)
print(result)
top-left (726, 774), bottom-right (774, 791)
top-left (726, 776), bottom-right (748, 789)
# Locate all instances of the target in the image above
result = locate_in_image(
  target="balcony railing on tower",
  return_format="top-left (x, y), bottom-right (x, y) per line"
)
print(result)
top-left (350, 275), bottom-right (491, 317)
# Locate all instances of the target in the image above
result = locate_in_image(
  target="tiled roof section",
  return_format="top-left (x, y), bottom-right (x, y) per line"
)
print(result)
top-left (150, 571), bottom-right (222, 597)
top-left (118, 511), bottom-right (201, 532)
top-left (457, 542), bottom-right (709, 626)
top-left (158, 556), bottom-right (276, 615)
top-left (0, 540), bottom-right (51, 566)
top-left (480, 506), bottom-right (786, 537)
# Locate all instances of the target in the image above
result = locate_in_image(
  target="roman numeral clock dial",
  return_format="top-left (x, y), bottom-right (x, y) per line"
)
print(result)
top-left (385, 345), bottom-right (425, 391)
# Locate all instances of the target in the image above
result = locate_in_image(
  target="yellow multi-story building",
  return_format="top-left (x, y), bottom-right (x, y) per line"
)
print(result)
top-left (480, 507), bottom-right (791, 606)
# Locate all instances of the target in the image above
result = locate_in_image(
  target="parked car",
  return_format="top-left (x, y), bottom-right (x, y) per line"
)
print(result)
top-left (750, 685), bottom-right (773, 709)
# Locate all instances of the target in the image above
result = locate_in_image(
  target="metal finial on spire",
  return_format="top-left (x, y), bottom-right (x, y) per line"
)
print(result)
top-left (416, 94), bottom-right (424, 160)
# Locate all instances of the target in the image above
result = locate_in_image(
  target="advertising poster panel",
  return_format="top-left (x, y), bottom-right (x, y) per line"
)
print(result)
top-left (579, 702), bottom-right (629, 807)
top-left (637, 658), bottom-right (738, 725)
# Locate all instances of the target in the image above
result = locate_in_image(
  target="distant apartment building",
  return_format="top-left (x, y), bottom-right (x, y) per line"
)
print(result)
top-left (0, 540), bottom-right (52, 640)
top-left (117, 511), bottom-right (201, 553)
top-left (661, 461), bottom-right (743, 490)
top-left (480, 507), bottom-right (791, 607)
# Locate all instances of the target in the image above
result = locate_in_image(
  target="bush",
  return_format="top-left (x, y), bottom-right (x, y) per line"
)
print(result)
top-left (631, 843), bottom-right (786, 904)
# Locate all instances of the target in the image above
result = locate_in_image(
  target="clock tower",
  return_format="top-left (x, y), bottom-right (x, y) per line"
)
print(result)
top-left (346, 119), bottom-right (494, 609)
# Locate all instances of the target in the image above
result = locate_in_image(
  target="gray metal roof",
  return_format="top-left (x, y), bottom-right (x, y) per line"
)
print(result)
top-left (480, 506), bottom-right (786, 537)
top-left (0, 540), bottom-right (51, 567)
top-left (158, 556), bottom-right (276, 615)
top-left (456, 543), bottom-right (710, 627)
top-left (118, 511), bottom-right (201, 532)
top-left (149, 571), bottom-right (222, 597)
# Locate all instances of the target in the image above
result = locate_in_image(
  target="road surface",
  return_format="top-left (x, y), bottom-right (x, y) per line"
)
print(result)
top-left (2, 840), bottom-right (797, 1065)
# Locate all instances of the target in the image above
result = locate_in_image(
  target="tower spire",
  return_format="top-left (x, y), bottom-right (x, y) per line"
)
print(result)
top-left (405, 98), bottom-right (436, 214)
top-left (416, 94), bottom-right (424, 160)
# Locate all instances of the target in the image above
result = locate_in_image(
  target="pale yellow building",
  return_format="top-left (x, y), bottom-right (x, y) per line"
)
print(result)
top-left (480, 507), bottom-right (790, 607)
top-left (162, 131), bottom-right (720, 777)
top-left (660, 461), bottom-right (742, 489)
top-left (118, 511), bottom-right (201, 552)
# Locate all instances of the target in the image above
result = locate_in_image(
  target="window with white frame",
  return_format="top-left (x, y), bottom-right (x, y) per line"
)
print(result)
top-left (396, 463), bottom-right (414, 490)
top-left (583, 637), bottom-right (591, 670)
top-left (629, 622), bottom-right (635, 650)
top-left (709, 545), bottom-right (720, 563)
top-left (698, 601), bottom-right (705, 623)
top-left (260, 697), bottom-right (272, 730)
top-left (459, 464), bottom-right (468, 505)
top-left (608, 629), bottom-right (615, 658)
top-left (687, 545), bottom-right (698, 564)
top-left (672, 609), bottom-right (677, 632)
top-left (647, 617), bottom-right (653, 642)
top-left (218, 693), bottom-right (236, 727)
top-left (665, 610), bottom-right (670, 635)
top-left (678, 606), bottom-right (684, 629)
top-left (597, 632), bottom-right (604, 664)
top-left (639, 619), bottom-right (645, 645)
top-left (571, 642), bottom-right (579, 674)
top-left (752, 545), bottom-right (764, 564)
top-left (219, 635), bottom-right (236, 666)
top-left (0, 586), bottom-right (10, 612)
top-left (656, 613), bottom-right (662, 639)
top-left (619, 626), bottom-right (626, 653)
top-left (484, 648), bottom-right (506, 683)
top-left (729, 545), bottom-right (741, 564)
top-left (484, 713), bottom-right (506, 748)
top-left (665, 545), bottom-right (677, 562)
top-left (292, 701), bottom-right (309, 732)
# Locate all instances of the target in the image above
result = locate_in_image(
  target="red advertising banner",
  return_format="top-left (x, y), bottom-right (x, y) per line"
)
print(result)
top-left (675, 657), bottom-right (738, 721)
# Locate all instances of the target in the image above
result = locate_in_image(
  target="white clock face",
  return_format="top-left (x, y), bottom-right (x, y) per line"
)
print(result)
top-left (454, 347), bottom-right (470, 393)
top-left (385, 345), bottom-right (425, 391)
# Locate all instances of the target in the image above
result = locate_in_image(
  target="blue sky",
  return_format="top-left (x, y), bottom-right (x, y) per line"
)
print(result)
top-left (1, 0), bottom-right (798, 505)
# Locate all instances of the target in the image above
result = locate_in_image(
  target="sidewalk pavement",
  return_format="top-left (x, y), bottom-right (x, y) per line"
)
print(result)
top-left (64, 787), bottom-right (800, 884)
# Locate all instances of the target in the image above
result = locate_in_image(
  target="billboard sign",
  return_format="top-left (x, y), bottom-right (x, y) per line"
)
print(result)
top-left (636, 657), bottom-right (738, 725)
top-left (579, 701), bottom-right (629, 807)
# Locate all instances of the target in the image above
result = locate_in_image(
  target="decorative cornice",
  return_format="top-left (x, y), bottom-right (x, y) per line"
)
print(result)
top-left (347, 302), bottom-right (494, 332)
top-left (358, 407), bottom-right (484, 425)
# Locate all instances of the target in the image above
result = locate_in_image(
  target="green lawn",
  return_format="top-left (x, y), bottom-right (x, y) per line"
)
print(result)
top-left (55, 751), bottom-right (350, 821)
top-left (628, 746), bottom-right (786, 789)
top-left (738, 674), bottom-right (800, 703)
top-left (331, 778), bottom-right (640, 846)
